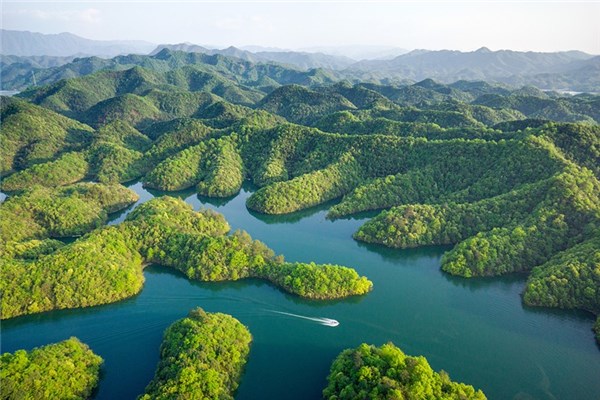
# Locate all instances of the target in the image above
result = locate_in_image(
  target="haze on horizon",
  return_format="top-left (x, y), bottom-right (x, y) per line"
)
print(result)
top-left (2, 0), bottom-right (599, 56)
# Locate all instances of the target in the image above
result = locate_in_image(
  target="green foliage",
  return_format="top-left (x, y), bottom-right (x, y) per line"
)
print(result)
top-left (1, 224), bottom-right (144, 318)
top-left (0, 98), bottom-right (93, 174)
top-left (357, 106), bottom-right (483, 130)
top-left (315, 111), bottom-right (446, 138)
top-left (147, 230), bottom-right (274, 282)
top-left (523, 235), bottom-right (600, 313)
top-left (1, 197), bottom-right (371, 319)
top-left (1, 239), bottom-right (65, 260)
top-left (92, 120), bottom-right (152, 152)
top-left (323, 343), bottom-right (486, 400)
top-left (140, 118), bottom-right (215, 172)
top-left (126, 196), bottom-right (231, 238)
top-left (18, 62), bottom-right (266, 118)
top-left (83, 93), bottom-right (163, 128)
top-left (1, 152), bottom-right (88, 191)
top-left (355, 166), bottom-right (600, 281)
top-left (196, 136), bottom-right (245, 197)
top-left (0, 182), bottom-right (139, 244)
top-left (139, 308), bottom-right (251, 400)
top-left (260, 262), bottom-right (372, 299)
top-left (538, 122), bottom-right (600, 178)
top-left (429, 100), bottom-right (525, 126)
top-left (128, 199), bottom-right (371, 299)
top-left (84, 121), bottom-right (152, 183)
top-left (353, 177), bottom-right (551, 249)
top-left (329, 168), bottom-right (443, 219)
top-left (247, 153), bottom-right (364, 214)
top-left (328, 137), bottom-right (562, 219)
top-left (258, 84), bottom-right (356, 124)
top-left (474, 94), bottom-right (600, 124)
top-left (441, 214), bottom-right (570, 277)
top-left (440, 167), bottom-right (600, 277)
top-left (144, 143), bottom-right (209, 190)
top-left (143, 117), bottom-right (212, 141)
top-left (241, 124), bottom-right (343, 187)
top-left (145, 135), bottom-right (243, 195)
top-left (145, 89), bottom-right (218, 120)
top-left (87, 141), bottom-right (145, 183)
top-left (0, 337), bottom-right (103, 400)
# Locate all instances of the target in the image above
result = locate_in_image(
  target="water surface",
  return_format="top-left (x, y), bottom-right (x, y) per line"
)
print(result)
top-left (2, 182), bottom-right (599, 400)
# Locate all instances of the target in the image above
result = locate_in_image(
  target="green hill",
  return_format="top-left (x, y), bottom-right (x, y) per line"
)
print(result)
top-left (324, 343), bottom-right (486, 400)
top-left (258, 84), bottom-right (356, 124)
top-left (139, 308), bottom-right (251, 400)
top-left (0, 98), bottom-right (93, 174)
top-left (0, 337), bottom-right (103, 400)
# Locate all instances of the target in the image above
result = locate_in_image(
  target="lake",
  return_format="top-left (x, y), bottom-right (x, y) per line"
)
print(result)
top-left (2, 181), bottom-right (599, 399)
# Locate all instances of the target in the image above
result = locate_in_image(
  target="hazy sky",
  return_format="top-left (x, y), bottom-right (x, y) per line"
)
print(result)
top-left (3, 1), bottom-right (599, 54)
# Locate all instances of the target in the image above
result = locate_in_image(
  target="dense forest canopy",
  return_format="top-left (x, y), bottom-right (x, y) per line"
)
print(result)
top-left (0, 195), bottom-right (372, 319)
top-left (324, 342), bottom-right (486, 400)
top-left (0, 337), bottom-right (103, 400)
top-left (0, 182), bottom-right (138, 243)
top-left (139, 308), bottom-right (251, 400)
top-left (1, 45), bottom-right (598, 396)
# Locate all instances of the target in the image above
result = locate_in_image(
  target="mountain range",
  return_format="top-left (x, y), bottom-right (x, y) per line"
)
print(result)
top-left (150, 43), bottom-right (355, 70)
top-left (1, 30), bottom-right (598, 92)
top-left (350, 47), bottom-right (599, 91)
top-left (1, 29), bottom-right (155, 57)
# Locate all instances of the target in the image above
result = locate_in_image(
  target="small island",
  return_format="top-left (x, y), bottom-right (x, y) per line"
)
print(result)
top-left (139, 308), bottom-right (251, 400)
top-left (323, 343), bottom-right (486, 400)
top-left (0, 337), bottom-right (103, 400)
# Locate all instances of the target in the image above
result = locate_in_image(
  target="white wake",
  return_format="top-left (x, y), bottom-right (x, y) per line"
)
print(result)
top-left (266, 310), bottom-right (339, 327)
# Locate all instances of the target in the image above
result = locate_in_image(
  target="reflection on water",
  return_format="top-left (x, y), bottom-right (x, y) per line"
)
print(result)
top-left (247, 197), bottom-right (341, 225)
top-left (356, 240), bottom-right (452, 262)
top-left (196, 192), bottom-right (237, 207)
top-left (2, 179), bottom-right (599, 400)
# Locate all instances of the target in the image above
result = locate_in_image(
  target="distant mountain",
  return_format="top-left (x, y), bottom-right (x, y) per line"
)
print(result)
top-left (1, 54), bottom-right (77, 68)
top-left (1, 55), bottom-right (76, 89)
top-left (501, 56), bottom-right (600, 93)
top-left (150, 43), bottom-right (211, 56)
top-left (348, 48), bottom-right (596, 88)
top-left (4, 40), bottom-right (599, 93)
top-left (239, 45), bottom-right (290, 53)
top-left (1, 29), bottom-right (155, 57)
top-left (151, 44), bottom-right (355, 70)
top-left (300, 45), bottom-right (410, 60)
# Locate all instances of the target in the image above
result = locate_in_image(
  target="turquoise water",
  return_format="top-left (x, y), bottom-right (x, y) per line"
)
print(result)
top-left (2, 182), bottom-right (599, 399)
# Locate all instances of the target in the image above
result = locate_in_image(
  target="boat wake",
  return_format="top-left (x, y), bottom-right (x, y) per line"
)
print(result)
top-left (266, 310), bottom-right (339, 327)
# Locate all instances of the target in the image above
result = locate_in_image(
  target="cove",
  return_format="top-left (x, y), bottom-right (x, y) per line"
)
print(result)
top-left (2, 181), bottom-right (599, 400)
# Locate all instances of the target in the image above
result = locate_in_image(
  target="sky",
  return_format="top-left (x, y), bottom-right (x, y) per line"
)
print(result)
top-left (2, 0), bottom-right (599, 54)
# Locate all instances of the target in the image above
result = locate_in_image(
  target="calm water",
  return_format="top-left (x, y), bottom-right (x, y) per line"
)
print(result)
top-left (2, 182), bottom-right (599, 400)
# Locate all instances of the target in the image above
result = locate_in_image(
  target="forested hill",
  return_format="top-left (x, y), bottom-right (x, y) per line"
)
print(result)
top-left (1, 49), bottom-right (599, 342)
top-left (3, 48), bottom-right (339, 92)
